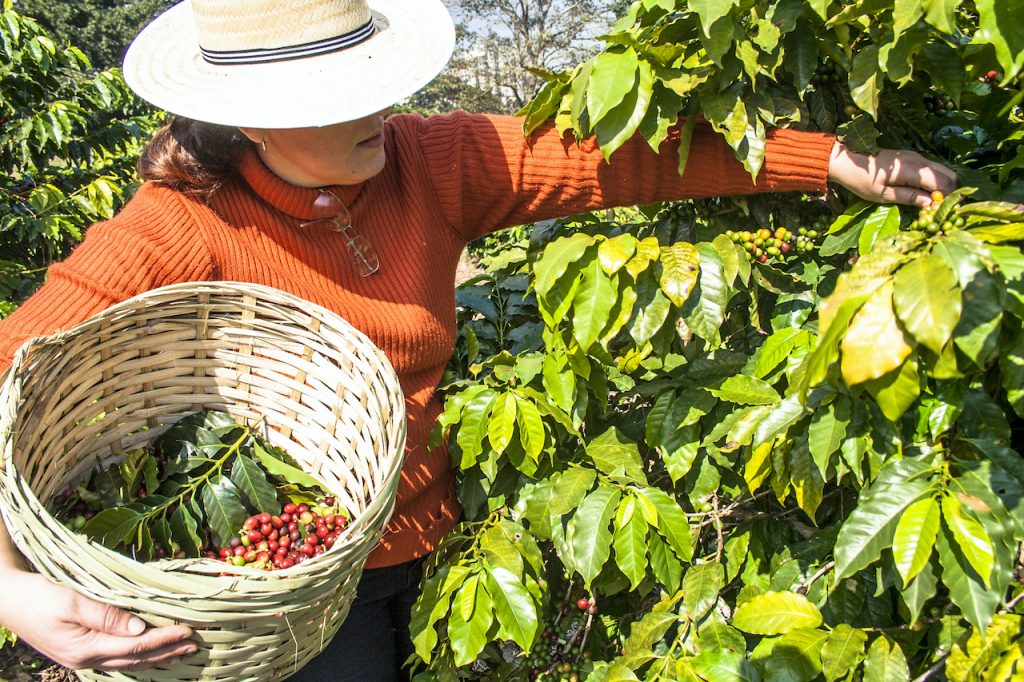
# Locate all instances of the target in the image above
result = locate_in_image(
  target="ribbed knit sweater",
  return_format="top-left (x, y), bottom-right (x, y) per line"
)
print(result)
top-left (0, 112), bottom-right (835, 567)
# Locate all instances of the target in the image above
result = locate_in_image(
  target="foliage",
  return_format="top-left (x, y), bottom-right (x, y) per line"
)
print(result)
top-left (412, 0), bottom-right (1024, 680)
top-left (56, 411), bottom-right (332, 562)
top-left (13, 0), bottom-right (174, 70)
top-left (0, 2), bottom-right (160, 315)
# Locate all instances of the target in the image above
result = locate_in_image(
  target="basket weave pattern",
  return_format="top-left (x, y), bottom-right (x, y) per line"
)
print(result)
top-left (0, 282), bottom-right (407, 681)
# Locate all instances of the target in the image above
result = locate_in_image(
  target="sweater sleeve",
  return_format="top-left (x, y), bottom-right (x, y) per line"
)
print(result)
top-left (0, 184), bottom-right (216, 368)
top-left (405, 111), bottom-right (836, 243)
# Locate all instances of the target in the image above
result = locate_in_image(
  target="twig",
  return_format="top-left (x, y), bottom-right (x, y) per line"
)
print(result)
top-left (797, 560), bottom-right (834, 595)
top-left (1001, 590), bottom-right (1024, 614)
top-left (911, 654), bottom-right (948, 682)
top-left (712, 494), bottom-right (724, 564)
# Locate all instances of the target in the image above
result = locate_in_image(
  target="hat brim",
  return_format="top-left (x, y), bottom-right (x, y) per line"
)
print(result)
top-left (123, 0), bottom-right (455, 128)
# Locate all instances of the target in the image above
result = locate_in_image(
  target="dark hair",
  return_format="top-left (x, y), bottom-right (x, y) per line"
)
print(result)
top-left (138, 116), bottom-right (251, 199)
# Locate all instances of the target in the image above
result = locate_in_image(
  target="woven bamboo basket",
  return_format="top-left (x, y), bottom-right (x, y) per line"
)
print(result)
top-left (0, 282), bottom-right (407, 681)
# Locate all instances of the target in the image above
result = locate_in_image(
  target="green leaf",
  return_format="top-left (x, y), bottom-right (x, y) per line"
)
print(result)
top-left (638, 486), bottom-right (693, 562)
top-left (952, 269), bottom-right (1002, 368)
top-left (841, 280), bottom-right (914, 386)
top-left (935, 524), bottom-right (998, 630)
top-left (648, 530), bottom-right (683, 589)
top-left (82, 507), bottom-right (143, 549)
top-left (899, 556), bottom-right (939, 623)
top-left (599, 234), bottom-right (639, 275)
top-left (754, 328), bottom-right (810, 379)
top-left (514, 395), bottom-right (545, 463)
top-left (201, 475), bottom-right (249, 547)
top-left (568, 486), bottom-right (621, 588)
top-left (864, 354), bottom-right (921, 422)
top-left (586, 427), bottom-right (647, 484)
top-left (614, 505), bottom-right (649, 590)
top-left (822, 624), bottom-right (868, 681)
top-left (709, 374), bottom-right (780, 406)
top-left (546, 469), bottom-right (595, 524)
top-left (892, 253), bottom-right (962, 354)
top-left (946, 614), bottom-right (1022, 682)
top-left (682, 242), bottom-right (730, 346)
top-left (862, 636), bottom-right (910, 682)
top-left (455, 389), bottom-right (498, 468)
top-left (487, 391), bottom-right (517, 455)
top-left (534, 234), bottom-right (594, 303)
top-left (587, 48), bottom-right (640, 126)
top-left (833, 459), bottom-right (933, 580)
top-left (892, 496), bottom-right (940, 586)
top-left (732, 592), bottom-right (823, 635)
top-left (659, 242), bottom-right (701, 307)
top-left (169, 504), bottom-right (202, 557)
top-left (447, 576), bottom-right (492, 666)
top-left (765, 627), bottom-right (828, 682)
top-left (684, 561), bottom-right (724, 621)
top-left (573, 256), bottom-right (619, 351)
top-left (252, 442), bottom-right (326, 492)
top-left (689, 0), bottom-right (737, 36)
top-left (807, 395), bottom-right (850, 476)
top-left (596, 59), bottom-right (654, 160)
top-left (784, 25), bottom-right (818, 95)
top-left (486, 566), bottom-right (539, 651)
top-left (941, 494), bottom-right (995, 587)
top-left (849, 45), bottom-right (882, 118)
top-left (411, 565), bottom-right (464, 662)
top-left (229, 453), bottom-right (280, 513)
top-left (858, 205), bottom-right (901, 254)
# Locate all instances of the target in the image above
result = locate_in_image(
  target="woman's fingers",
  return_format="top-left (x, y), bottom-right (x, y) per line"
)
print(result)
top-left (0, 570), bottom-right (196, 672)
top-left (827, 142), bottom-right (958, 206)
top-left (87, 634), bottom-right (199, 671)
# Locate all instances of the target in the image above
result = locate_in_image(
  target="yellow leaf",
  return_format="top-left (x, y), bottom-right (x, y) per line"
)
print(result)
top-left (841, 280), bottom-right (914, 385)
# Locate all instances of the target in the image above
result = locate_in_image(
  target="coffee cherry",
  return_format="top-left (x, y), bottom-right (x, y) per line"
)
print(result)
top-left (283, 503), bottom-right (298, 514)
top-left (577, 598), bottom-right (589, 610)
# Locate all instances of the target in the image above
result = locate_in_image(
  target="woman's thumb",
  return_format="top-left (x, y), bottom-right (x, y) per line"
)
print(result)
top-left (71, 595), bottom-right (146, 636)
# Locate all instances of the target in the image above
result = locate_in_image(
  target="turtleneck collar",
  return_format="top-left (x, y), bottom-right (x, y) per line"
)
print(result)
top-left (235, 147), bottom-right (365, 221)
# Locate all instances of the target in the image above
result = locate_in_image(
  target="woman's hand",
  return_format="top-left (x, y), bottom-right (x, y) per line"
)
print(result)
top-left (0, 568), bottom-right (196, 671)
top-left (827, 141), bottom-right (958, 207)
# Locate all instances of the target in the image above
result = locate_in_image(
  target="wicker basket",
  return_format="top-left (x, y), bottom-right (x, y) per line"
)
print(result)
top-left (0, 282), bottom-right (407, 681)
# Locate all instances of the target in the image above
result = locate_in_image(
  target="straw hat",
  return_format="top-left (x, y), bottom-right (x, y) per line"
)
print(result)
top-left (123, 0), bottom-right (455, 128)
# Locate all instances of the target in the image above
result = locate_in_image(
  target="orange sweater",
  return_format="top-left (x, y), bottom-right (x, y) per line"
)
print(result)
top-left (0, 113), bottom-right (834, 567)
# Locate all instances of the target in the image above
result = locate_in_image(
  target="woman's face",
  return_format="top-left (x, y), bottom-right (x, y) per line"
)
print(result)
top-left (239, 109), bottom-right (390, 187)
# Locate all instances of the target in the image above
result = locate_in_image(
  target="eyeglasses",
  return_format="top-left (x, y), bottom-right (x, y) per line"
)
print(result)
top-left (300, 190), bottom-right (379, 277)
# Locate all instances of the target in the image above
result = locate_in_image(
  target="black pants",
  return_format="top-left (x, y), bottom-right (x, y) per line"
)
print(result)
top-left (288, 559), bottom-right (423, 681)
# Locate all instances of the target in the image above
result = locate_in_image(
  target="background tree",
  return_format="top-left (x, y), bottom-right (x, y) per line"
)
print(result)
top-left (13, 0), bottom-right (174, 70)
top-left (442, 0), bottom-right (623, 109)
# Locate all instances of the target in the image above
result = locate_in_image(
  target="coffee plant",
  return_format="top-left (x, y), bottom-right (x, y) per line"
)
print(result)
top-left (410, 1), bottom-right (1024, 680)
top-left (0, 0), bottom-right (160, 315)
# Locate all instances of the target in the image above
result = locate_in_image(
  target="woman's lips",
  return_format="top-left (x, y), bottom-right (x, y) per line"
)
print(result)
top-left (358, 131), bottom-right (385, 148)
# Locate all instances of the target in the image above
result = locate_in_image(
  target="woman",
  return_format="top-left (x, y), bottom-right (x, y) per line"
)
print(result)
top-left (0, 0), bottom-right (955, 679)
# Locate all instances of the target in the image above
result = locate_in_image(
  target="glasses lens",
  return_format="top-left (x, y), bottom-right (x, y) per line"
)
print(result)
top-left (347, 233), bottom-right (379, 276)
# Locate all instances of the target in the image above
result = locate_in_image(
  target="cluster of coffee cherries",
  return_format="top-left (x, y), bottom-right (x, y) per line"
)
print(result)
top-left (810, 61), bottom-right (842, 87)
top-left (526, 596), bottom-right (602, 682)
top-left (217, 498), bottom-right (348, 571)
top-left (924, 92), bottom-right (957, 116)
top-left (725, 224), bottom-right (821, 264)
top-left (912, 191), bottom-right (965, 235)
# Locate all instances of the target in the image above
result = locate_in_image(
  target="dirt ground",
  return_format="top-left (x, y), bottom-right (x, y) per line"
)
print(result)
top-left (0, 642), bottom-right (73, 682)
